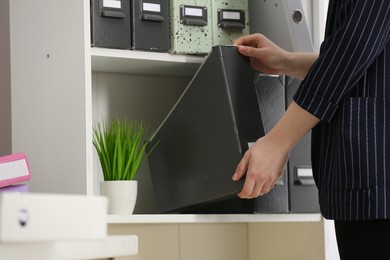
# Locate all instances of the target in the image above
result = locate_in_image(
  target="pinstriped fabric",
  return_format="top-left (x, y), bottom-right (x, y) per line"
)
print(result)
top-left (293, 0), bottom-right (390, 220)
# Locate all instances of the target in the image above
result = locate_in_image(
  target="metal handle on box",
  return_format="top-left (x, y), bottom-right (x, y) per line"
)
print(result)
top-left (141, 14), bottom-right (164, 22)
top-left (100, 10), bottom-right (125, 18)
top-left (180, 5), bottom-right (208, 27)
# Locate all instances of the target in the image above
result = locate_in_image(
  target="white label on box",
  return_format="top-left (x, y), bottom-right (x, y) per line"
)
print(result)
top-left (0, 159), bottom-right (29, 180)
top-left (184, 7), bottom-right (203, 17)
top-left (103, 0), bottom-right (121, 9)
top-left (222, 11), bottom-right (241, 20)
top-left (143, 2), bottom-right (161, 12)
top-left (297, 167), bottom-right (313, 177)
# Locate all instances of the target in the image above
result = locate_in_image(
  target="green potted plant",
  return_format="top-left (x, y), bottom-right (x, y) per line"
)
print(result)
top-left (93, 117), bottom-right (157, 214)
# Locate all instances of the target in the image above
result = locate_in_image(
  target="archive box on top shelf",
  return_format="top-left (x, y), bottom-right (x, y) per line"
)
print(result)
top-left (91, 0), bottom-right (131, 49)
top-left (169, 0), bottom-right (212, 54)
top-left (211, 0), bottom-right (249, 46)
top-left (131, 0), bottom-right (170, 52)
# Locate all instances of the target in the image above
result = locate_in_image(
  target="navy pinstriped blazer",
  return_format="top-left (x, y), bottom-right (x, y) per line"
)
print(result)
top-left (294, 0), bottom-right (390, 220)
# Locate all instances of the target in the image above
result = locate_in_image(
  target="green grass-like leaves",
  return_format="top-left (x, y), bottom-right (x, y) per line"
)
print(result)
top-left (93, 118), bottom-right (157, 181)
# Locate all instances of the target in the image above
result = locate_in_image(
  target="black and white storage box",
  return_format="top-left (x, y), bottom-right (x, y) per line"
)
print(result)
top-left (91, 0), bottom-right (131, 49)
top-left (131, 0), bottom-right (170, 52)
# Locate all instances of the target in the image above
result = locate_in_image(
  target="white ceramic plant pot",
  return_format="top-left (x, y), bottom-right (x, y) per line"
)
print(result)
top-left (100, 180), bottom-right (137, 215)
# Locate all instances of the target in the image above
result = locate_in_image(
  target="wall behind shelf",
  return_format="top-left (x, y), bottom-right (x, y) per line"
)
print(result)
top-left (0, 0), bottom-right (11, 156)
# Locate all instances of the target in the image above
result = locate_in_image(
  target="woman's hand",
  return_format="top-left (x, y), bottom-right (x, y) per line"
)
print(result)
top-left (232, 135), bottom-right (290, 198)
top-left (233, 33), bottom-right (290, 76)
top-left (232, 102), bottom-right (320, 198)
top-left (233, 33), bottom-right (318, 80)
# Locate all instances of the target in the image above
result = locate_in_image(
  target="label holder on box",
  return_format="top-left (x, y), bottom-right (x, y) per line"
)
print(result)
top-left (217, 9), bottom-right (245, 29)
top-left (99, 0), bottom-right (125, 18)
top-left (141, 2), bottom-right (164, 22)
top-left (180, 5), bottom-right (207, 26)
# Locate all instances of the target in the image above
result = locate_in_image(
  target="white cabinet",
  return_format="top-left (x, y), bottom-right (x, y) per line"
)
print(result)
top-left (107, 220), bottom-right (326, 260)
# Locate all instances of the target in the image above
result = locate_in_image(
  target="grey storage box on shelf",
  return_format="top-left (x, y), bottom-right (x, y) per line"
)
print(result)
top-left (286, 77), bottom-right (320, 213)
top-left (252, 74), bottom-right (290, 213)
top-left (91, 0), bottom-right (131, 49)
top-left (249, 0), bottom-right (320, 213)
top-left (131, 0), bottom-right (170, 52)
top-left (169, 0), bottom-right (212, 54)
top-left (146, 45), bottom-right (290, 214)
top-left (211, 0), bottom-right (249, 46)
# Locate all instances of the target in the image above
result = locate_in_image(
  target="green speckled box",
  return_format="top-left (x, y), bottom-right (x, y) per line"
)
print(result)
top-left (169, 0), bottom-right (212, 54)
top-left (211, 0), bottom-right (249, 46)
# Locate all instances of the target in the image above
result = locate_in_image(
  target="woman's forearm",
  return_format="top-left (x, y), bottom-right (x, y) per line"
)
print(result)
top-left (283, 52), bottom-right (319, 80)
top-left (267, 100), bottom-right (320, 150)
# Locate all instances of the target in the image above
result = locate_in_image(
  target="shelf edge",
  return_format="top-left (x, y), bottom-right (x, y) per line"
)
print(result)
top-left (90, 47), bottom-right (206, 64)
top-left (107, 214), bottom-right (323, 224)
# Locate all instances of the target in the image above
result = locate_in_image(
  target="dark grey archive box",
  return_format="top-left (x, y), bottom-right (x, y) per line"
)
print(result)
top-left (91, 0), bottom-right (131, 49)
top-left (131, 0), bottom-right (170, 52)
top-left (182, 75), bottom-right (290, 214)
top-left (248, 0), bottom-right (313, 52)
top-left (146, 45), bottom-right (265, 213)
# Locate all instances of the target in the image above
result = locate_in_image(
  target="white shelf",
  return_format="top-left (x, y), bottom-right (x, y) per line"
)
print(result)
top-left (91, 47), bottom-right (205, 77)
top-left (107, 214), bottom-right (322, 224)
top-left (0, 235), bottom-right (138, 260)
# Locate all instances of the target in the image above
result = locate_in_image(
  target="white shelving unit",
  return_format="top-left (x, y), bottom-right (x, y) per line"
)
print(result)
top-left (6, 1), bottom-right (336, 259)
top-left (7, 0), bottom-right (325, 221)
top-left (5, 0), bottom-right (326, 212)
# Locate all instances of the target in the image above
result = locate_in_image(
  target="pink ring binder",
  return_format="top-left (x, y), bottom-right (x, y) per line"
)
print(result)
top-left (0, 153), bottom-right (31, 188)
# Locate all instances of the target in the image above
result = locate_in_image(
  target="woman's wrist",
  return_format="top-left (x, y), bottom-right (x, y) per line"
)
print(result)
top-left (283, 52), bottom-right (319, 80)
top-left (266, 101), bottom-right (320, 151)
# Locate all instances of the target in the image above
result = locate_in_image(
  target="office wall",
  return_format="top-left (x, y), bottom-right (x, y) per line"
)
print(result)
top-left (0, 0), bottom-right (12, 156)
